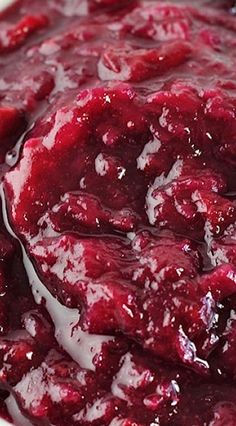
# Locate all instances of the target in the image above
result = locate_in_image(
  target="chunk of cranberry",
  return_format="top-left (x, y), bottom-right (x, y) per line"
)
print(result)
top-left (98, 41), bottom-right (192, 82)
top-left (14, 350), bottom-right (98, 423)
top-left (121, 4), bottom-right (191, 41)
top-left (200, 264), bottom-right (236, 302)
top-left (146, 161), bottom-right (227, 239)
top-left (0, 15), bottom-right (48, 54)
top-left (0, 334), bottom-right (43, 385)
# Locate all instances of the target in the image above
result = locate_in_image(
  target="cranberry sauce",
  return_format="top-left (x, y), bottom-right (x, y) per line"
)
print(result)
top-left (1, 0), bottom-right (236, 425)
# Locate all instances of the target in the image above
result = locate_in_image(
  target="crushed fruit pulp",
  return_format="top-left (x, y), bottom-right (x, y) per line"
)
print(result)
top-left (1, 0), bottom-right (236, 425)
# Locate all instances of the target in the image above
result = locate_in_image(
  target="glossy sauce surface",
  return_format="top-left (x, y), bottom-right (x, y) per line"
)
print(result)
top-left (1, 0), bottom-right (236, 425)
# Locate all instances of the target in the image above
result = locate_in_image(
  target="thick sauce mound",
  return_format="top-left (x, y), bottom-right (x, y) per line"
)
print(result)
top-left (0, 0), bottom-right (236, 425)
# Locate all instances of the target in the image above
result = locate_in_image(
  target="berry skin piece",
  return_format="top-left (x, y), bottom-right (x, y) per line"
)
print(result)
top-left (0, 15), bottom-right (48, 54)
top-left (98, 41), bottom-right (192, 82)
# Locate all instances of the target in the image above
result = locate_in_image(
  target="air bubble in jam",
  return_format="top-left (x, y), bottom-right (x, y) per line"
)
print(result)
top-left (1, 0), bottom-right (236, 425)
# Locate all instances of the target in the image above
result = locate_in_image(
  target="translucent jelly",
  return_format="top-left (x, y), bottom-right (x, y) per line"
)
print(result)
top-left (1, 0), bottom-right (236, 425)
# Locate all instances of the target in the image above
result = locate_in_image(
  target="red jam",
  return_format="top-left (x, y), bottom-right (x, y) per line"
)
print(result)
top-left (1, 0), bottom-right (236, 424)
